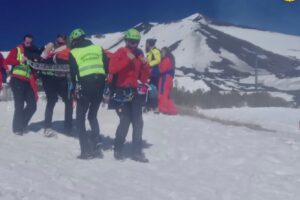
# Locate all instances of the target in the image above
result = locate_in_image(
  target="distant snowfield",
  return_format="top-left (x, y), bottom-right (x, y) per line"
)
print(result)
top-left (198, 107), bottom-right (300, 134)
top-left (1, 100), bottom-right (300, 200)
top-left (211, 25), bottom-right (300, 60)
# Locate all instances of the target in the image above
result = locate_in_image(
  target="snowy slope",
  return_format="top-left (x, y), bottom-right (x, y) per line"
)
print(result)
top-left (1, 100), bottom-right (300, 200)
top-left (211, 24), bottom-right (300, 59)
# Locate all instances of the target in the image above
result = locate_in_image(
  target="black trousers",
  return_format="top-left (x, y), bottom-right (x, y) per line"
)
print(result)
top-left (10, 77), bottom-right (37, 133)
top-left (1, 68), bottom-right (7, 83)
top-left (114, 95), bottom-right (144, 152)
top-left (41, 75), bottom-right (73, 129)
top-left (76, 75), bottom-right (106, 154)
top-left (146, 76), bottom-right (159, 109)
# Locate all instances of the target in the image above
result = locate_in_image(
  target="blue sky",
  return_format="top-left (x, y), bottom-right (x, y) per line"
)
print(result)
top-left (1, 0), bottom-right (299, 50)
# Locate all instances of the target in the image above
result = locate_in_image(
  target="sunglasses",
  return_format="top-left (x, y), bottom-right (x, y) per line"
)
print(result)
top-left (127, 39), bottom-right (139, 45)
top-left (56, 41), bottom-right (66, 45)
top-left (24, 42), bottom-right (32, 46)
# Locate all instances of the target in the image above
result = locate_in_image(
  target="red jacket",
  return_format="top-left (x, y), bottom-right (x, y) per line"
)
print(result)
top-left (109, 47), bottom-right (150, 88)
top-left (5, 45), bottom-right (38, 100)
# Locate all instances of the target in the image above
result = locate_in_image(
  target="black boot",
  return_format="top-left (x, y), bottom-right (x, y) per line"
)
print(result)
top-left (131, 148), bottom-right (149, 163)
top-left (77, 151), bottom-right (96, 160)
top-left (114, 148), bottom-right (125, 161)
top-left (88, 132), bottom-right (103, 158)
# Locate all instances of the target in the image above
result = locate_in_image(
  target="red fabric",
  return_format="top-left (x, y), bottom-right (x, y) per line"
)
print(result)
top-left (0, 53), bottom-right (3, 91)
top-left (29, 72), bottom-right (38, 101)
top-left (55, 48), bottom-right (70, 61)
top-left (5, 45), bottom-right (23, 66)
top-left (109, 47), bottom-right (150, 88)
top-left (105, 51), bottom-right (114, 83)
top-left (158, 57), bottom-right (177, 115)
top-left (159, 57), bottom-right (173, 73)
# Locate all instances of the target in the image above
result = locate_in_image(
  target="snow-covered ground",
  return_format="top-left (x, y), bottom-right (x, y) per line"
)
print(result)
top-left (1, 100), bottom-right (300, 200)
top-left (198, 107), bottom-right (300, 135)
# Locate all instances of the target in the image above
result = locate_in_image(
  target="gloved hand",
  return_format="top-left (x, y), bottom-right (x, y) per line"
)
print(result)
top-left (140, 56), bottom-right (148, 64)
top-left (21, 56), bottom-right (28, 64)
top-left (127, 52), bottom-right (135, 60)
top-left (102, 84), bottom-right (110, 103)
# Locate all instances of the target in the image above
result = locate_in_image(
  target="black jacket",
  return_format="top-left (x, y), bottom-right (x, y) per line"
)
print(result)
top-left (24, 45), bottom-right (42, 61)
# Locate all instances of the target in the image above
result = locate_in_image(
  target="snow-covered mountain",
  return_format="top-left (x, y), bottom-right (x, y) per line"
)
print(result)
top-left (2, 13), bottom-right (300, 102)
top-left (90, 13), bottom-right (300, 101)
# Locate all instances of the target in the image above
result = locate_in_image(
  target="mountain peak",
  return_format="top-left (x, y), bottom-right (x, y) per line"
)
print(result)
top-left (185, 13), bottom-right (203, 20)
top-left (182, 13), bottom-right (210, 25)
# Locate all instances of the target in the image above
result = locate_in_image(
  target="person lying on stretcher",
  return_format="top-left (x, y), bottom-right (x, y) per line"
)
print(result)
top-left (40, 34), bottom-right (70, 65)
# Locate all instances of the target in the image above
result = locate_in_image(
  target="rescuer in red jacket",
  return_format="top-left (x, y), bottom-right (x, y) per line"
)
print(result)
top-left (5, 34), bottom-right (40, 135)
top-left (108, 28), bottom-right (150, 162)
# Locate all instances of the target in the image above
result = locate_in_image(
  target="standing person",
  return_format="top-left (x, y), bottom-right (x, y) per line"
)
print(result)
top-left (68, 28), bottom-right (108, 159)
top-left (108, 28), bottom-right (150, 162)
top-left (40, 34), bottom-right (73, 137)
top-left (158, 47), bottom-right (177, 115)
top-left (145, 38), bottom-right (161, 112)
top-left (5, 35), bottom-right (40, 135)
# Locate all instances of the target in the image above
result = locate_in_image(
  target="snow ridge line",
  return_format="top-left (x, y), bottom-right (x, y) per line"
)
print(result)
top-left (177, 106), bottom-right (276, 133)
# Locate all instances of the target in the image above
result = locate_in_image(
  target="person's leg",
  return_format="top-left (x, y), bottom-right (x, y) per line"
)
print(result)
top-left (114, 104), bottom-right (131, 154)
top-left (76, 94), bottom-right (91, 156)
top-left (165, 76), bottom-right (177, 115)
top-left (42, 76), bottom-right (58, 129)
top-left (23, 82), bottom-right (37, 129)
top-left (131, 96), bottom-right (148, 162)
top-left (87, 96), bottom-right (102, 153)
top-left (57, 78), bottom-right (73, 132)
top-left (10, 78), bottom-right (25, 133)
top-left (131, 98), bottom-right (144, 150)
top-left (148, 76), bottom-right (159, 110)
top-left (158, 75), bottom-right (167, 112)
top-left (159, 75), bottom-right (177, 115)
top-left (1, 68), bottom-right (7, 83)
top-left (83, 78), bottom-right (105, 152)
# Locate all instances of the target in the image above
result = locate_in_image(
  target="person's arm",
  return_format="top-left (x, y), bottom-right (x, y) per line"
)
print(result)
top-left (23, 45), bottom-right (40, 61)
top-left (149, 48), bottom-right (161, 67)
top-left (102, 49), bottom-right (109, 74)
top-left (140, 62), bottom-right (151, 84)
top-left (68, 53), bottom-right (79, 87)
top-left (4, 48), bottom-right (20, 66)
top-left (109, 48), bottom-right (132, 74)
